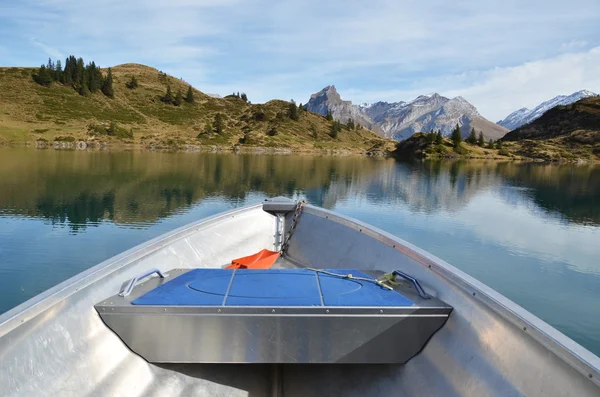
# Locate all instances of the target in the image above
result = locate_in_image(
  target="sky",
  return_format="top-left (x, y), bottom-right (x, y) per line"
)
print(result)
top-left (1, 0), bottom-right (599, 121)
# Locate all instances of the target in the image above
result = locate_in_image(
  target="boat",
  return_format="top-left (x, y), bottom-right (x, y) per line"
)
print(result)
top-left (0, 197), bottom-right (598, 396)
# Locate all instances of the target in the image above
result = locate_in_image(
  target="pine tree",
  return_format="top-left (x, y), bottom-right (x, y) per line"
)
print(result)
top-left (174, 89), bottom-right (183, 106)
top-left (74, 57), bottom-right (85, 92)
top-left (63, 56), bottom-right (76, 85)
top-left (78, 80), bottom-right (90, 96)
top-left (162, 86), bottom-right (174, 103)
top-left (487, 139), bottom-right (494, 149)
top-left (47, 58), bottom-right (54, 73)
top-left (435, 130), bottom-right (443, 144)
top-left (478, 131), bottom-right (485, 147)
top-left (87, 62), bottom-right (99, 92)
top-left (214, 113), bottom-right (224, 134)
top-left (347, 118), bottom-right (355, 130)
top-left (426, 130), bottom-right (434, 144)
top-left (451, 124), bottom-right (462, 148)
top-left (325, 110), bottom-right (333, 121)
top-left (466, 127), bottom-right (477, 144)
top-left (310, 123), bottom-right (318, 139)
top-left (289, 100), bottom-right (299, 121)
top-left (240, 92), bottom-right (248, 102)
top-left (185, 85), bottom-right (194, 103)
top-left (330, 121), bottom-right (341, 138)
top-left (126, 76), bottom-right (139, 89)
top-left (33, 64), bottom-right (53, 86)
top-left (496, 140), bottom-right (503, 149)
top-left (101, 68), bottom-right (114, 97)
top-left (54, 60), bottom-right (62, 82)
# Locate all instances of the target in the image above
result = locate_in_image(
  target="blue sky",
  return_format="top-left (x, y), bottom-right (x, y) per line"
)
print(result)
top-left (1, 0), bottom-right (599, 120)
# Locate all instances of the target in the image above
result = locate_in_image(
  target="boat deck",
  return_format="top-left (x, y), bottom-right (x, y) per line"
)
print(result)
top-left (131, 268), bottom-right (415, 307)
top-left (96, 266), bottom-right (451, 364)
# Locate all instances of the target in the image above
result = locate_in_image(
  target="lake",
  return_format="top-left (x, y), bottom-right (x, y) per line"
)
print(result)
top-left (0, 148), bottom-right (599, 357)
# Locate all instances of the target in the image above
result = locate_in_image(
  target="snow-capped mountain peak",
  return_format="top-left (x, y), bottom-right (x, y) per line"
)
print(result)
top-left (499, 90), bottom-right (598, 130)
top-left (577, 89), bottom-right (596, 97)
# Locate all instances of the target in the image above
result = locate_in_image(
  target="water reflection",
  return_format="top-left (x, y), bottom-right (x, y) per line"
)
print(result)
top-left (0, 150), bottom-right (386, 229)
top-left (1, 150), bottom-right (599, 230)
top-left (1, 148), bottom-right (599, 356)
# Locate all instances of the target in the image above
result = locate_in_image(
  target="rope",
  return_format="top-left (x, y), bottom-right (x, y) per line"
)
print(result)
top-left (306, 268), bottom-right (393, 290)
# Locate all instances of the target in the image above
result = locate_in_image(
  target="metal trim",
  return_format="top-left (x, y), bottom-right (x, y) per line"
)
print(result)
top-left (0, 204), bottom-right (263, 337)
top-left (119, 269), bottom-right (168, 297)
top-left (301, 204), bottom-right (600, 385)
top-left (95, 306), bottom-right (451, 316)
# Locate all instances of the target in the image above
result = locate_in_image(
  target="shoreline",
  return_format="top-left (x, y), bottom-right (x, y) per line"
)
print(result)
top-left (1, 140), bottom-right (598, 164)
top-left (1, 139), bottom-right (392, 157)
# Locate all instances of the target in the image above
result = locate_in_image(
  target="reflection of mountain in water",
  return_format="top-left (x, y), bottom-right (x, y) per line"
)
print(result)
top-left (319, 160), bottom-right (600, 225)
top-left (361, 161), bottom-right (503, 213)
top-left (0, 150), bottom-right (386, 231)
top-left (35, 190), bottom-right (116, 232)
top-left (0, 149), bottom-right (598, 230)
top-left (497, 163), bottom-right (600, 226)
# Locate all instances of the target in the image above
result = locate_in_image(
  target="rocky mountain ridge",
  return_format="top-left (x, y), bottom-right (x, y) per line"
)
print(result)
top-left (498, 90), bottom-right (598, 130)
top-left (306, 86), bottom-right (508, 141)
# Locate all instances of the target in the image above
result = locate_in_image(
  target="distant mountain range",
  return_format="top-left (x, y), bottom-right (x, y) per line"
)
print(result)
top-left (502, 95), bottom-right (600, 142)
top-left (498, 90), bottom-right (598, 130)
top-left (501, 95), bottom-right (600, 162)
top-left (306, 86), bottom-right (508, 141)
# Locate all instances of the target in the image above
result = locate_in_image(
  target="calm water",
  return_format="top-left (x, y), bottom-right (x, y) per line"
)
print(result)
top-left (1, 148), bottom-right (599, 356)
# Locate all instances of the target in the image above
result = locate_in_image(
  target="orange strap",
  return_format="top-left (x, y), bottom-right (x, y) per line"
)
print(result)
top-left (227, 249), bottom-right (280, 269)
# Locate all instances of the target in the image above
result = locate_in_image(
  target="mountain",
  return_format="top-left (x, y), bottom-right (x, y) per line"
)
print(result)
top-left (498, 90), bottom-right (598, 130)
top-left (0, 64), bottom-right (391, 154)
top-left (361, 94), bottom-right (508, 140)
top-left (306, 87), bottom-right (508, 141)
top-left (307, 86), bottom-right (383, 134)
top-left (501, 96), bottom-right (600, 161)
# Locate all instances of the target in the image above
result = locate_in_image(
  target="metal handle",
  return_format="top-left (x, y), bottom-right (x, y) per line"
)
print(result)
top-left (393, 270), bottom-right (429, 299)
top-left (119, 268), bottom-right (168, 297)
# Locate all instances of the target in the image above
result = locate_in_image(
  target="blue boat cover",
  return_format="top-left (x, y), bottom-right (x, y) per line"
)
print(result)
top-left (132, 269), bottom-right (414, 307)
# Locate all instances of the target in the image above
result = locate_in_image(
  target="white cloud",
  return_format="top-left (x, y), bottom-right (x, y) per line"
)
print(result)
top-left (2, 0), bottom-right (600, 121)
top-left (560, 40), bottom-right (589, 51)
top-left (28, 37), bottom-right (63, 60)
top-left (446, 47), bottom-right (600, 120)
top-left (462, 191), bottom-right (600, 276)
top-left (329, 47), bottom-right (600, 121)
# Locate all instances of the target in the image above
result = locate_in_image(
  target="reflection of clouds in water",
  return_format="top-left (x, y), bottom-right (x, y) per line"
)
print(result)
top-left (323, 161), bottom-right (600, 278)
top-left (321, 161), bottom-right (504, 213)
top-left (459, 190), bottom-right (600, 276)
top-left (319, 161), bottom-right (600, 229)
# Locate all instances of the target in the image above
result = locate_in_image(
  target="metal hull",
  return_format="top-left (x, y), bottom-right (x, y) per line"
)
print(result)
top-left (0, 202), bottom-right (599, 396)
top-left (95, 266), bottom-right (452, 364)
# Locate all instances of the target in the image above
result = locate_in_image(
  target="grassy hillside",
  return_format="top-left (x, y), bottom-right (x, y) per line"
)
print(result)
top-left (0, 64), bottom-right (393, 154)
top-left (501, 96), bottom-right (600, 161)
top-left (392, 132), bottom-right (517, 160)
top-left (393, 96), bottom-right (600, 163)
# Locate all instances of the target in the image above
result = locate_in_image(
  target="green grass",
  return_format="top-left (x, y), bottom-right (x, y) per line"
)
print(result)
top-left (0, 64), bottom-right (392, 153)
top-left (0, 127), bottom-right (30, 143)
